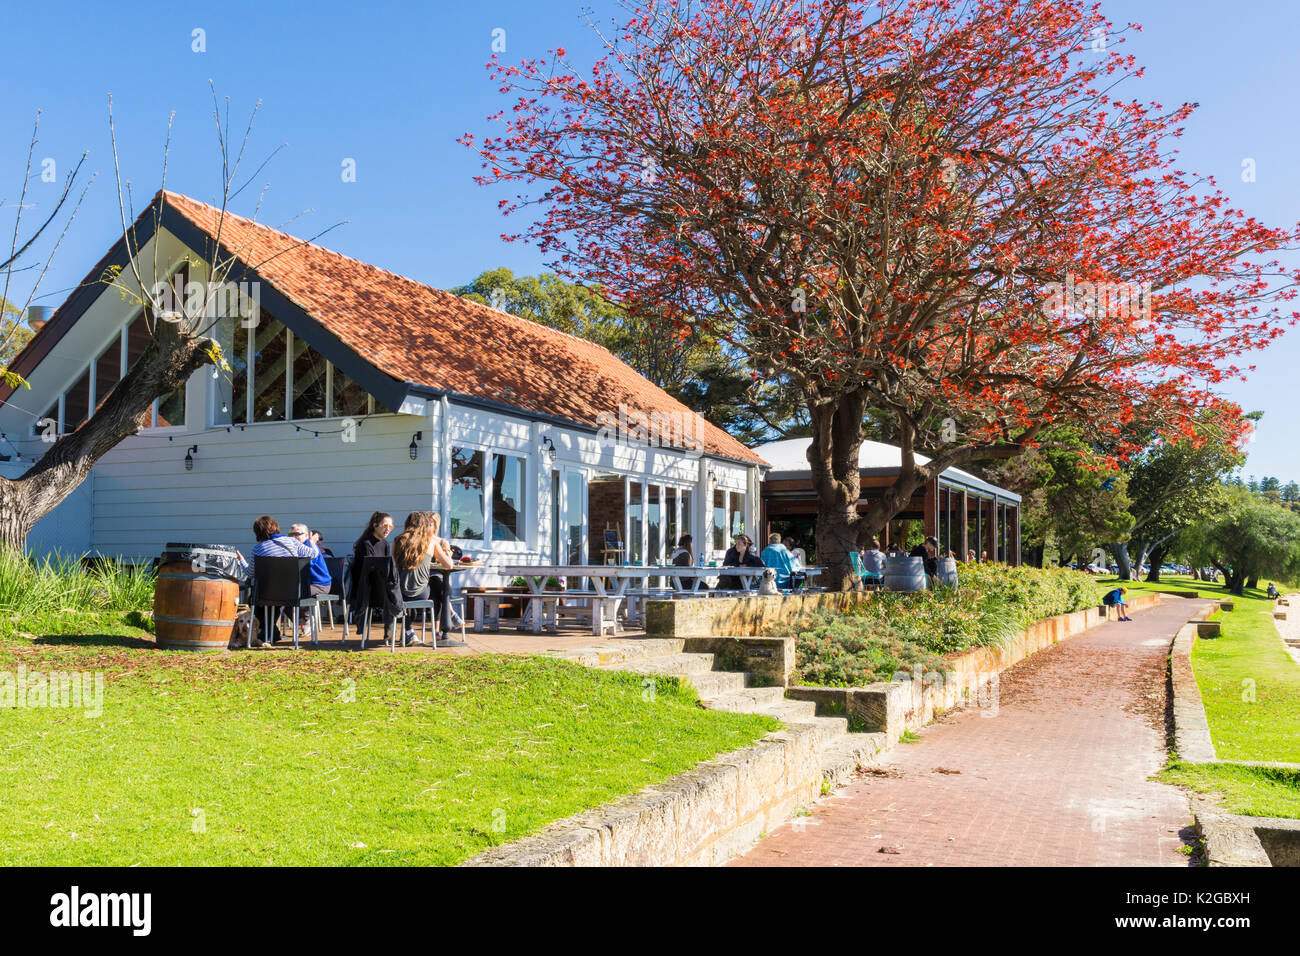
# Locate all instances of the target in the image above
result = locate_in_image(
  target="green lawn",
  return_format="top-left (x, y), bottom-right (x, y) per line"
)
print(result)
top-left (1159, 761), bottom-right (1300, 819)
top-left (0, 613), bottom-right (778, 865)
top-left (1105, 575), bottom-right (1300, 764)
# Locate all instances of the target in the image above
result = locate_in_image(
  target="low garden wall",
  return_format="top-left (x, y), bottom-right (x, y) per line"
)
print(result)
top-left (787, 591), bottom-right (1165, 744)
top-left (645, 591), bottom-right (871, 639)
top-left (465, 722), bottom-right (829, 867)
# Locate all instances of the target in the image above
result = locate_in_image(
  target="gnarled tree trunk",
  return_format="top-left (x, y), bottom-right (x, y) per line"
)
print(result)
top-left (0, 319), bottom-right (213, 551)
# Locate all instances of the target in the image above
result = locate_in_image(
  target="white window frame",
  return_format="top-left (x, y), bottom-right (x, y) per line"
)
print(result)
top-left (448, 441), bottom-right (531, 551)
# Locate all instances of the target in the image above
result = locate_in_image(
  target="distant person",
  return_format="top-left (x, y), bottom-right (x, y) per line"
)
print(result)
top-left (910, 536), bottom-right (940, 577)
top-left (761, 533), bottom-right (803, 591)
top-left (966, 549), bottom-right (977, 563)
top-left (310, 530), bottom-right (334, 558)
top-left (245, 516), bottom-right (321, 644)
top-left (670, 534), bottom-right (693, 567)
top-left (1267, 582), bottom-right (1280, 599)
top-left (350, 511), bottom-right (401, 635)
top-left (395, 511), bottom-right (455, 644)
top-left (289, 523), bottom-right (332, 598)
top-left (719, 534), bottom-right (763, 591)
top-left (887, 543), bottom-right (903, 557)
top-left (783, 536), bottom-right (807, 570)
top-left (1102, 586), bottom-right (1132, 622)
top-left (862, 538), bottom-right (887, 575)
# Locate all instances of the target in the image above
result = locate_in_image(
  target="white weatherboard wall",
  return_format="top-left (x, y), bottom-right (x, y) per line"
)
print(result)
top-left (90, 411), bottom-right (435, 561)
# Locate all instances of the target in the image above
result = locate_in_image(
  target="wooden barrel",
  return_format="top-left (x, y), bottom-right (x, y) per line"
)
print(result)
top-left (153, 561), bottom-right (239, 650)
top-left (883, 556), bottom-right (929, 592)
top-left (935, 556), bottom-right (959, 588)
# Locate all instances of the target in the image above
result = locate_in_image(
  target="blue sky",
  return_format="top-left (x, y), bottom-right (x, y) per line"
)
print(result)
top-left (2, 0), bottom-right (1296, 479)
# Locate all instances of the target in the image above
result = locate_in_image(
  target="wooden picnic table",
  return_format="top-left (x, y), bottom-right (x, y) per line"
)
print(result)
top-left (493, 564), bottom-right (827, 635)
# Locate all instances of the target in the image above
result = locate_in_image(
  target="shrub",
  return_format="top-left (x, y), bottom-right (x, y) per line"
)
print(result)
top-left (0, 548), bottom-right (155, 619)
top-left (783, 564), bottom-right (1101, 686)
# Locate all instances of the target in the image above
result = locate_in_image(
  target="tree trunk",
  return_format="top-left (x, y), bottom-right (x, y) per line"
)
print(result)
top-left (807, 390), bottom-right (868, 591)
top-left (1145, 544), bottom-right (1168, 583)
top-left (1246, 576), bottom-right (1259, 591)
top-left (1027, 542), bottom-right (1045, 568)
top-left (1112, 541), bottom-right (1132, 579)
top-left (0, 319), bottom-right (213, 552)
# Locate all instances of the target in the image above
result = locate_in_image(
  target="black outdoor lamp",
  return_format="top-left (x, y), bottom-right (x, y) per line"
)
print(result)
top-left (409, 431), bottom-right (422, 461)
top-left (184, 445), bottom-right (198, 471)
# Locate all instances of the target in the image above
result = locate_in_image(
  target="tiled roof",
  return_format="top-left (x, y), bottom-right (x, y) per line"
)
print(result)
top-left (162, 191), bottom-right (764, 465)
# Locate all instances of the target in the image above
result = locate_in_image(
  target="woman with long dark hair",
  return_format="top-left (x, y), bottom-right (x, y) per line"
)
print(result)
top-left (349, 511), bottom-right (399, 637)
top-left (395, 511), bottom-right (455, 643)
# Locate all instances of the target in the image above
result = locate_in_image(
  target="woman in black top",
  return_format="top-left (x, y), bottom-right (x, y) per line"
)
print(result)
top-left (909, 536), bottom-right (940, 577)
top-left (350, 511), bottom-right (401, 629)
top-left (718, 534), bottom-right (764, 591)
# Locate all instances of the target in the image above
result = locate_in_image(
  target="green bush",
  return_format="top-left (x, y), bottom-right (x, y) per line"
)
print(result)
top-left (782, 564), bottom-right (1101, 686)
top-left (0, 548), bottom-right (155, 620)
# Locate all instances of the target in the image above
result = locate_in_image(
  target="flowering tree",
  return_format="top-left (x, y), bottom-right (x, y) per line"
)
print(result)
top-left (465, 0), bottom-right (1300, 587)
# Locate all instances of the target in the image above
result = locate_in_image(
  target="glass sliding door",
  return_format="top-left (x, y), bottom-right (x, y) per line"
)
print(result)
top-left (627, 478), bottom-right (643, 566)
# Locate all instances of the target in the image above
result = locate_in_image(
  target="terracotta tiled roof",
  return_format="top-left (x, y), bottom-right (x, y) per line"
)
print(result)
top-left (160, 191), bottom-right (763, 465)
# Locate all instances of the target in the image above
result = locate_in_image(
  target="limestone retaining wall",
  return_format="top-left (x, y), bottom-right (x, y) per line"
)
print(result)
top-left (789, 593), bottom-right (1166, 743)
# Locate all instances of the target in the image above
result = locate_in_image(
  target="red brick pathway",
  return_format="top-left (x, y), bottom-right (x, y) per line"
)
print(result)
top-left (734, 598), bottom-right (1215, 867)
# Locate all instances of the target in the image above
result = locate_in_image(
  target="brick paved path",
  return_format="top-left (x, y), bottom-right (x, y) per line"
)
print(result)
top-left (734, 598), bottom-right (1216, 867)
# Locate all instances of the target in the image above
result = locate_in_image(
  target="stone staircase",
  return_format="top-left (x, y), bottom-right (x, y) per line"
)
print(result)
top-left (546, 638), bottom-right (886, 791)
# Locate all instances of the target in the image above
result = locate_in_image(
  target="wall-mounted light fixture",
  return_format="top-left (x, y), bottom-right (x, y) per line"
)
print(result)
top-left (409, 431), bottom-right (423, 461)
top-left (184, 445), bottom-right (198, 471)
top-left (541, 435), bottom-right (556, 465)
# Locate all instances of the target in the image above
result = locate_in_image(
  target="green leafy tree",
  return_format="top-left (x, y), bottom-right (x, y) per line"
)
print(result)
top-left (1182, 490), bottom-right (1300, 594)
top-left (1109, 415), bottom-right (1246, 580)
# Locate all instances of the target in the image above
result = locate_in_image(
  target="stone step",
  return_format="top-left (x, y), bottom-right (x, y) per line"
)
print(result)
top-left (683, 670), bottom-right (748, 698)
top-left (819, 731), bottom-right (889, 789)
top-left (754, 698), bottom-right (820, 724)
top-left (543, 637), bottom-right (685, 668)
top-left (604, 652), bottom-right (716, 678)
top-left (699, 686), bottom-right (787, 713)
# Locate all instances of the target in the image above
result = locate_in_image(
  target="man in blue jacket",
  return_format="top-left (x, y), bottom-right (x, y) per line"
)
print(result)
top-left (760, 533), bottom-right (799, 591)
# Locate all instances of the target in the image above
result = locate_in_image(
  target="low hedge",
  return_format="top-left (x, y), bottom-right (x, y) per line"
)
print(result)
top-left (780, 563), bottom-right (1102, 687)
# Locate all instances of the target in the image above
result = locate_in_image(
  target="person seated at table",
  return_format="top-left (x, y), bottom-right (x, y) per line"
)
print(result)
top-left (719, 534), bottom-right (763, 591)
top-left (350, 511), bottom-right (402, 636)
top-left (783, 536), bottom-right (807, 570)
top-left (966, 549), bottom-right (977, 563)
top-left (245, 516), bottom-right (321, 643)
top-left (670, 534), bottom-right (693, 567)
top-left (862, 538), bottom-right (887, 575)
top-left (310, 530), bottom-right (334, 558)
top-left (290, 523), bottom-right (332, 598)
top-left (760, 533), bottom-right (802, 591)
top-left (395, 511), bottom-right (456, 644)
top-left (910, 536), bottom-right (940, 577)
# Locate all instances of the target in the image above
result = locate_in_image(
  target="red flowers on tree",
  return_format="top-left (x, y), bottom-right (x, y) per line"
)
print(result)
top-left (465, 0), bottom-right (1300, 588)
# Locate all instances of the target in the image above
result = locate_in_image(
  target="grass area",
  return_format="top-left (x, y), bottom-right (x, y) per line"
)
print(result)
top-left (0, 613), bottom-right (778, 866)
top-left (1104, 574), bottom-right (1300, 764)
top-left (1159, 761), bottom-right (1300, 819)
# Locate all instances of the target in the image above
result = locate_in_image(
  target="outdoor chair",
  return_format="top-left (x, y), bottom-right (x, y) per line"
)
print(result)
top-left (322, 556), bottom-right (349, 641)
top-left (356, 555), bottom-right (407, 652)
top-left (849, 551), bottom-right (883, 590)
top-left (251, 555), bottom-right (320, 650)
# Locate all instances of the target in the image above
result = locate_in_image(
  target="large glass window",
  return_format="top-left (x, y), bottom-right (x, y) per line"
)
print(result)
top-left (711, 489), bottom-right (727, 552)
top-left (491, 454), bottom-right (524, 542)
top-left (728, 491), bottom-right (746, 539)
top-left (157, 385), bottom-right (185, 428)
top-left (289, 333), bottom-right (328, 420)
top-left (64, 369), bottom-right (90, 432)
top-left (628, 480), bottom-right (643, 564)
top-left (332, 366), bottom-right (369, 419)
top-left (94, 334), bottom-right (122, 412)
top-left (564, 472), bottom-right (584, 564)
top-left (251, 320), bottom-right (288, 421)
top-left (449, 447), bottom-right (485, 540)
top-left (647, 484), bottom-right (662, 566)
top-left (228, 322), bottom-right (249, 425)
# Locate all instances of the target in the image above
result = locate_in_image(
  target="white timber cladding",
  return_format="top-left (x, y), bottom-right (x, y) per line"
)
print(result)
top-left (4, 225), bottom-right (763, 563)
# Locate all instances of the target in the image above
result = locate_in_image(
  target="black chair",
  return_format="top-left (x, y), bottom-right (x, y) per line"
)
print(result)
top-left (322, 556), bottom-right (349, 640)
top-left (251, 555), bottom-right (319, 650)
top-left (355, 555), bottom-right (406, 652)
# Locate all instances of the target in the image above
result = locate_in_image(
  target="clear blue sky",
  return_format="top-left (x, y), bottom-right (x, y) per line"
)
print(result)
top-left (3, 0), bottom-right (1296, 479)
